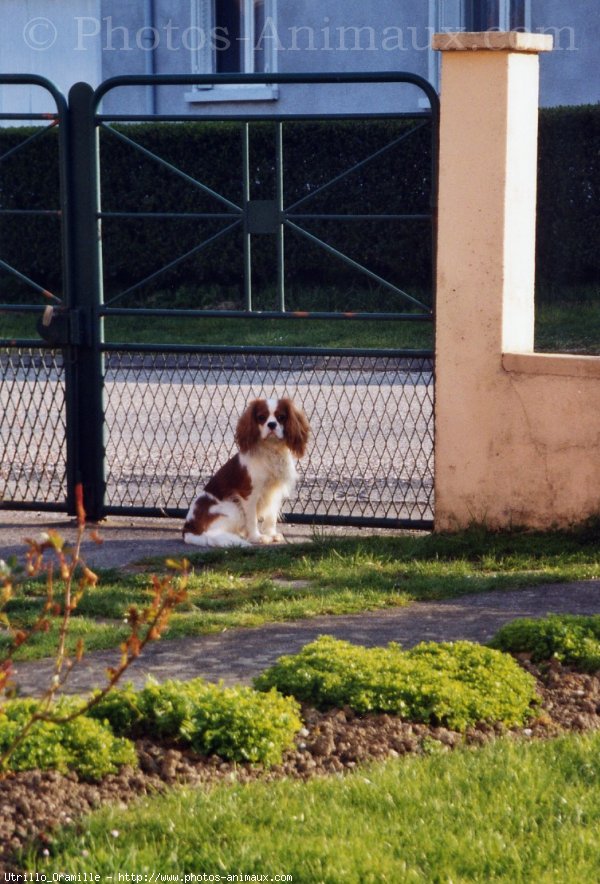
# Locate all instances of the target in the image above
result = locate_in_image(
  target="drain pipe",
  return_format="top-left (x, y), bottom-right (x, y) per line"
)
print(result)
top-left (142, 0), bottom-right (157, 115)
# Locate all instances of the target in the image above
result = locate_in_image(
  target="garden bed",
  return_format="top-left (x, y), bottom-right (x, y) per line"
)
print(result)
top-left (2, 656), bottom-right (600, 873)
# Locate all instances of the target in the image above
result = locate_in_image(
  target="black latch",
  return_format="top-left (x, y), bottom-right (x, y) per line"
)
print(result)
top-left (37, 306), bottom-right (82, 346)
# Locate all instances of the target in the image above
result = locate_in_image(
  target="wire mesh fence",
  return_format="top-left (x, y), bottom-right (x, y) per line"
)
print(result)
top-left (0, 347), bottom-right (67, 507)
top-left (103, 348), bottom-right (434, 525)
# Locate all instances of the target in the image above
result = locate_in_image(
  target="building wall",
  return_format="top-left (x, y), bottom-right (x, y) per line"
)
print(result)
top-left (0, 2), bottom-right (596, 118)
top-left (0, 0), bottom-right (101, 117)
top-left (98, 0), bottom-right (433, 118)
top-left (533, 0), bottom-right (600, 107)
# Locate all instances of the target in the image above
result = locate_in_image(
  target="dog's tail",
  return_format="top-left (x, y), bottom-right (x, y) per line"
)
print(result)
top-left (182, 531), bottom-right (250, 549)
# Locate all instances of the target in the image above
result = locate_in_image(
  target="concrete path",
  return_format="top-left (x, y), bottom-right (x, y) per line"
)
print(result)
top-left (0, 510), bottom-right (386, 571)
top-left (2, 510), bottom-right (599, 697)
top-left (11, 581), bottom-right (600, 697)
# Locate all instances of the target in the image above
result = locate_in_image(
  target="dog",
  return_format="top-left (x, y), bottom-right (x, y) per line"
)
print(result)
top-left (182, 397), bottom-right (309, 548)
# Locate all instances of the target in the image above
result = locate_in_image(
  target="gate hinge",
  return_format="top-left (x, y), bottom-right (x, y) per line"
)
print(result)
top-left (37, 306), bottom-right (84, 346)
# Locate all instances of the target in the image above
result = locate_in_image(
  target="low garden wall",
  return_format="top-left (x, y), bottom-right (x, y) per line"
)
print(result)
top-left (433, 32), bottom-right (600, 531)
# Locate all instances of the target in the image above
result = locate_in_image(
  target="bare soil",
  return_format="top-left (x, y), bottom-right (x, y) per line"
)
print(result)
top-left (2, 657), bottom-right (600, 873)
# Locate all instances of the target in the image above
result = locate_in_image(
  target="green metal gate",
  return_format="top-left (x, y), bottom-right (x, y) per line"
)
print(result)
top-left (0, 76), bottom-right (74, 513)
top-left (1, 73), bottom-right (438, 530)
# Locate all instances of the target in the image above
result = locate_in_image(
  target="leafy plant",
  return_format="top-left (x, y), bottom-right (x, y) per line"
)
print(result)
top-left (0, 699), bottom-right (136, 780)
top-left (489, 614), bottom-right (600, 671)
top-left (254, 635), bottom-right (539, 731)
top-left (0, 484), bottom-right (188, 773)
top-left (89, 678), bottom-right (302, 767)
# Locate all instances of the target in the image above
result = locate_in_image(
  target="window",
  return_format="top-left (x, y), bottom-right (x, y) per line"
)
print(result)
top-left (188, 0), bottom-right (277, 102)
top-left (426, 0), bottom-right (531, 101)
top-left (464, 0), bottom-right (530, 31)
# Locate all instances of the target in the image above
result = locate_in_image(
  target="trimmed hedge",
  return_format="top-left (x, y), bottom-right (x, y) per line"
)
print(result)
top-left (489, 614), bottom-right (600, 672)
top-left (536, 105), bottom-right (600, 291)
top-left (253, 635), bottom-right (539, 732)
top-left (0, 105), bottom-right (597, 307)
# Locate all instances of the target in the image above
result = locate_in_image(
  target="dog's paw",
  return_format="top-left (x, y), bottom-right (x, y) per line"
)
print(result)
top-left (249, 533), bottom-right (283, 545)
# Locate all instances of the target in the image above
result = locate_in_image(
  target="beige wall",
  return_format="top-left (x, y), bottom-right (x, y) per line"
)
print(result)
top-left (433, 33), bottom-right (600, 531)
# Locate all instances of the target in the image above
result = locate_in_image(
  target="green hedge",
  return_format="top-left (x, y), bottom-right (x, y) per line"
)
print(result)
top-left (536, 105), bottom-right (600, 292)
top-left (0, 105), bottom-right (597, 307)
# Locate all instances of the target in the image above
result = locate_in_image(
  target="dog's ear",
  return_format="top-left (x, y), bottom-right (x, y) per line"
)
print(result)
top-left (235, 400), bottom-right (262, 453)
top-left (280, 399), bottom-right (310, 458)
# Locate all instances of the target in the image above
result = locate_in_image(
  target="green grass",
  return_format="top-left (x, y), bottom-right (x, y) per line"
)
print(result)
top-left (4, 526), bottom-right (598, 661)
top-left (1, 312), bottom-right (433, 350)
top-left (30, 732), bottom-right (600, 881)
top-left (535, 301), bottom-right (600, 355)
top-left (2, 299), bottom-right (598, 352)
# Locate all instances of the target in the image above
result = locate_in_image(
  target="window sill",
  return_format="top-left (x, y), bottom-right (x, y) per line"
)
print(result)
top-left (185, 85), bottom-right (279, 104)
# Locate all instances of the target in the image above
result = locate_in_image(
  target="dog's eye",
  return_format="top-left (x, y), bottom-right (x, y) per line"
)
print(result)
top-left (275, 412), bottom-right (287, 424)
top-left (256, 414), bottom-right (267, 424)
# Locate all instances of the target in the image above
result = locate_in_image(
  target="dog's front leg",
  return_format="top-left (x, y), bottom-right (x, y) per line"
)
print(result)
top-left (242, 494), bottom-right (266, 544)
top-left (243, 493), bottom-right (284, 544)
top-left (260, 490), bottom-right (285, 543)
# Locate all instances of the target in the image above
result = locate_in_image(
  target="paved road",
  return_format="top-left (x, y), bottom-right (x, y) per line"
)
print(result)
top-left (1, 350), bottom-right (434, 523)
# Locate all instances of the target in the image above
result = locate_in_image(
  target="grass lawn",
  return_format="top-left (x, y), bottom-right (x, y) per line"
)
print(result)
top-left (2, 299), bottom-right (599, 353)
top-left (4, 526), bottom-right (599, 661)
top-left (535, 300), bottom-right (600, 355)
top-left (30, 732), bottom-right (600, 880)
top-left (11, 527), bottom-right (598, 878)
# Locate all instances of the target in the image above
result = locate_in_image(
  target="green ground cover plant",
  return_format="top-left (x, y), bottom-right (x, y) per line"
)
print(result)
top-left (88, 678), bottom-right (302, 766)
top-left (0, 698), bottom-right (137, 780)
top-left (0, 677), bottom-right (301, 777)
top-left (254, 636), bottom-right (538, 731)
top-left (3, 525), bottom-right (598, 661)
top-left (31, 732), bottom-right (600, 881)
top-left (489, 613), bottom-right (600, 672)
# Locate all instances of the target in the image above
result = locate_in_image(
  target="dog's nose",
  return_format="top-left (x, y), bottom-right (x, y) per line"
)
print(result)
top-left (267, 420), bottom-right (277, 430)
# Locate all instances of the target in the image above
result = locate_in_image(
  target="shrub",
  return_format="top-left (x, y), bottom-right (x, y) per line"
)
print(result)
top-left (186, 684), bottom-right (302, 766)
top-left (136, 678), bottom-right (208, 742)
top-left (87, 683), bottom-right (145, 737)
top-left (254, 635), bottom-right (539, 732)
top-left (489, 614), bottom-right (600, 672)
top-left (89, 678), bottom-right (302, 767)
top-left (0, 699), bottom-right (137, 780)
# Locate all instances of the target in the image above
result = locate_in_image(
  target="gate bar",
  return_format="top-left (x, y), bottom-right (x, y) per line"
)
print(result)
top-left (67, 82), bottom-right (106, 522)
top-left (101, 505), bottom-right (433, 531)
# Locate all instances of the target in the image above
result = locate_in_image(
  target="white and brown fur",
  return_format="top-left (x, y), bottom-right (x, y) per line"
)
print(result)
top-left (182, 397), bottom-right (309, 548)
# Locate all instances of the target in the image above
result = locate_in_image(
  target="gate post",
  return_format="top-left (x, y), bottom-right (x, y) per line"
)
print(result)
top-left (66, 82), bottom-right (106, 522)
top-left (432, 32), bottom-right (553, 530)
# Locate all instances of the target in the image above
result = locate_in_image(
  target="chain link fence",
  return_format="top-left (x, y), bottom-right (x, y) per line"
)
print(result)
top-left (0, 346), bottom-right (434, 526)
top-left (0, 347), bottom-right (67, 507)
top-left (103, 349), bottom-right (434, 525)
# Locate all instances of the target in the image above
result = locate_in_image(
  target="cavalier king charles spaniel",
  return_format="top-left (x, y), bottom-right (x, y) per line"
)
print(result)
top-left (183, 397), bottom-right (309, 548)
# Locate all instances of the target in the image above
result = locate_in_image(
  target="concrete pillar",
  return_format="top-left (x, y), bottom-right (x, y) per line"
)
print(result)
top-left (431, 32), bottom-right (599, 529)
